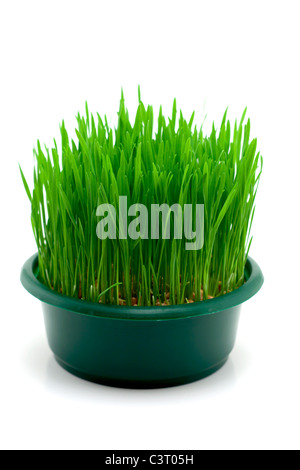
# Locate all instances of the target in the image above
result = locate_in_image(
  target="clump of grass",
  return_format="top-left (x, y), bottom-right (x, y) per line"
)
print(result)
top-left (20, 89), bottom-right (262, 307)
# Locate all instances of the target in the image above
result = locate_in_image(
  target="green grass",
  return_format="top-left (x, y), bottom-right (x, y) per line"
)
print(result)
top-left (20, 89), bottom-right (262, 307)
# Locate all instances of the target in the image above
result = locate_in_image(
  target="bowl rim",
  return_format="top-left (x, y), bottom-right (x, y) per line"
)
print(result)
top-left (21, 254), bottom-right (264, 321)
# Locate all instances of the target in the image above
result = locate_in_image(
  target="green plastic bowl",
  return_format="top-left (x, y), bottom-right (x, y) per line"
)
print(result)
top-left (21, 254), bottom-right (263, 388)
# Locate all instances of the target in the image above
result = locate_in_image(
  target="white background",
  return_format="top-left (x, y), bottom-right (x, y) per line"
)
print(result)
top-left (1, 0), bottom-right (299, 451)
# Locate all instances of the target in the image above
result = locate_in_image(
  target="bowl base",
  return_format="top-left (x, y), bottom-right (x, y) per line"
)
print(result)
top-left (54, 355), bottom-right (229, 389)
